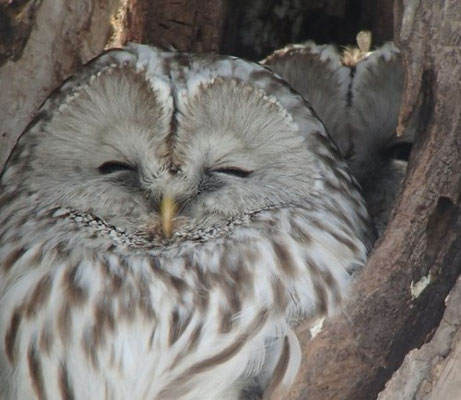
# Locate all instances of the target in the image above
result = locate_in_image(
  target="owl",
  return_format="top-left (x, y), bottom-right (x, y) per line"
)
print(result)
top-left (0, 43), bottom-right (373, 400)
top-left (262, 36), bottom-right (416, 234)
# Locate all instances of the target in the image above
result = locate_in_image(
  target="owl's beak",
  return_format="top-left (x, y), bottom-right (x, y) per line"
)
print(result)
top-left (160, 195), bottom-right (177, 239)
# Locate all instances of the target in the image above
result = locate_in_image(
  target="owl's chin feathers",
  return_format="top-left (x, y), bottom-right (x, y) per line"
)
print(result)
top-left (95, 201), bottom-right (293, 245)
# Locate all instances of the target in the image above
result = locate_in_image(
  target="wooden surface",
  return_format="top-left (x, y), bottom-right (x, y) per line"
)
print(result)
top-left (378, 276), bottom-right (461, 399)
top-left (112, 0), bottom-right (225, 52)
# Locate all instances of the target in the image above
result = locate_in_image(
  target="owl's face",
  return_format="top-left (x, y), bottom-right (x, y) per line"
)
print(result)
top-left (14, 46), bottom-right (325, 237)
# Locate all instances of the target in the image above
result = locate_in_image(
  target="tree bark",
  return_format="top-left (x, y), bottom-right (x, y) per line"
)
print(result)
top-left (111, 0), bottom-right (225, 52)
top-left (378, 276), bottom-right (461, 399)
top-left (288, 0), bottom-right (461, 399)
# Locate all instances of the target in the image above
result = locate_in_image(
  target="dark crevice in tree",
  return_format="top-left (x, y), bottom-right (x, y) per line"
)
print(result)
top-left (0, 0), bottom-right (43, 65)
top-left (220, 0), bottom-right (394, 61)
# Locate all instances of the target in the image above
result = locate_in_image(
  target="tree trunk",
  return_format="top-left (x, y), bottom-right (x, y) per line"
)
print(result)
top-left (288, 0), bottom-right (461, 398)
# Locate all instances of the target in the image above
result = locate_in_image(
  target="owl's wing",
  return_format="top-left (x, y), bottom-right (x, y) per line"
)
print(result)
top-left (262, 42), bottom-right (352, 156)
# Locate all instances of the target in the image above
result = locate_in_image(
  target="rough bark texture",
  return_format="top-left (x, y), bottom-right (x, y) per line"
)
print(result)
top-left (378, 276), bottom-right (461, 399)
top-left (0, 0), bottom-right (117, 174)
top-left (288, 0), bottom-right (461, 399)
top-left (112, 0), bottom-right (225, 52)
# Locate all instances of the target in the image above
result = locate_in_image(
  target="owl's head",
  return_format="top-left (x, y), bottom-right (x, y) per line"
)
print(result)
top-left (263, 41), bottom-right (417, 234)
top-left (3, 44), bottom-right (366, 240)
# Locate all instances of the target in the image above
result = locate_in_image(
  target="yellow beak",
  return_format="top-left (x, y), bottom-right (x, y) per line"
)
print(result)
top-left (160, 196), bottom-right (177, 239)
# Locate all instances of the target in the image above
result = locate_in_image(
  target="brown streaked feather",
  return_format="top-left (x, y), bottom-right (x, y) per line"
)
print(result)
top-left (63, 264), bottom-right (89, 305)
top-left (25, 274), bottom-right (52, 317)
top-left (39, 324), bottom-right (54, 356)
top-left (28, 341), bottom-right (47, 400)
top-left (168, 321), bottom-right (204, 370)
top-left (5, 308), bottom-right (22, 365)
top-left (162, 309), bottom-right (269, 398)
top-left (271, 278), bottom-right (289, 314)
top-left (2, 247), bottom-right (26, 272)
top-left (169, 309), bottom-right (193, 347)
top-left (305, 258), bottom-right (329, 315)
top-left (262, 335), bottom-right (290, 400)
top-left (92, 297), bottom-right (116, 347)
top-left (58, 362), bottom-right (75, 400)
top-left (218, 308), bottom-right (234, 334)
top-left (188, 309), bottom-right (268, 376)
top-left (272, 240), bottom-right (298, 277)
top-left (57, 303), bottom-right (72, 345)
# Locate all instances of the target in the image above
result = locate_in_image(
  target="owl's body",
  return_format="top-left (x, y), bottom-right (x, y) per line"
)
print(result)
top-left (263, 41), bottom-right (415, 233)
top-left (0, 44), bottom-right (373, 399)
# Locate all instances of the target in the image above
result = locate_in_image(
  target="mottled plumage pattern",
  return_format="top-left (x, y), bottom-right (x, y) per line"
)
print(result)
top-left (0, 44), bottom-right (373, 399)
top-left (263, 42), bottom-right (415, 233)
